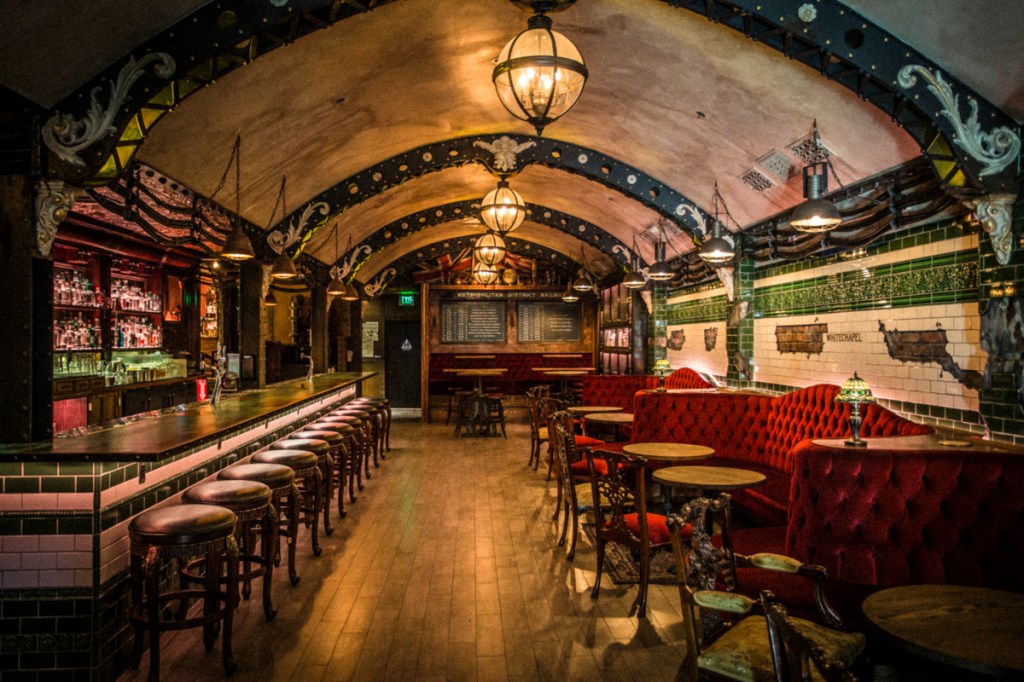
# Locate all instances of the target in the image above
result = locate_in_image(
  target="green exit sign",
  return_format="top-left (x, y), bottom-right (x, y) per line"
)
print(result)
top-left (398, 293), bottom-right (415, 306)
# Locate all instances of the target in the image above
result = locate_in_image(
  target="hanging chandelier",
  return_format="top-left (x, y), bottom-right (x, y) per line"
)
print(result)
top-left (474, 231), bottom-right (507, 267)
top-left (479, 179), bottom-right (527, 235)
top-left (790, 120), bottom-right (843, 232)
top-left (473, 260), bottom-right (500, 286)
top-left (492, 0), bottom-right (588, 135)
top-left (697, 183), bottom-right (737, 265)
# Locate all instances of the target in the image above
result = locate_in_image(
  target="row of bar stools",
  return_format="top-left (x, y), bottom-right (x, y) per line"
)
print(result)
top-left (315, 414), bottom-right (367, 489)
top-left (309, 417), bottom-right (363, 502)
top-left (335, 405), bottom-right (378, 470)
top-left (218, 463), bottom-right (300, 585)
top-left (292, 428), bottom-right (349, 519)
top-left (330, 408), bottom-right (375, 480)
top-left (252, 449), bottom-right (322, 558)
top-left (351, 397), bottom-right (391, 453)
top-left (182, 479), bottom-right (277, 622)
top-left (271, 437), bottom-right (333, 536)
top-left (128, 504), bottom-right (239, 682)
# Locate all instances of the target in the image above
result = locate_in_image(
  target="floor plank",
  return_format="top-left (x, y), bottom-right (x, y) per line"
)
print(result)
top-left (117, 418), bottom-right (689, 682)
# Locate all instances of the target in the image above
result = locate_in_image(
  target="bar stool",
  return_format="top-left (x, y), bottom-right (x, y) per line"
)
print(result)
top-left (218, 463), bottom-right (301, 586)
top-left (272, 437), bottom-right (333, 535)
top-left (485, 393), bottom-right (508, 439)
top-left (339, 403), bottom-right (383, 465)
top-left (313, 415), bottom-right (366, 494)
top-left (351, 397), bottom-right (391, 453)
top-left (128, 504), bottom-right (238, 682)
top-left (182, 480), bottom-right (277, 621)
top-left (290, 429), bottom-right (348, 518)
top-left (332, 407), bottom-right (377, 475)
top-left (446, 388), bottom-right (475, 426)
top-left (306, 421), bottom-right (359, 511)
top-left (251, 449), bottom-right (322, 558)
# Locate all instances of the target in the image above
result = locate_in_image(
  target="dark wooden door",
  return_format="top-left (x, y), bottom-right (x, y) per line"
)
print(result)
top-left (384, 320), bottom-right (421, 408)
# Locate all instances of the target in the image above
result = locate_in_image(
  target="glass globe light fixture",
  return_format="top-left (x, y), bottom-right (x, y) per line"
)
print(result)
top-left (474, 232), bottom-right (507, 267)
top-left (480, 180), bottom-right (527, 235)
top-left (473, 260), bottom-right (500, 286)
top-left (492, 6), bottom-right (588, 135)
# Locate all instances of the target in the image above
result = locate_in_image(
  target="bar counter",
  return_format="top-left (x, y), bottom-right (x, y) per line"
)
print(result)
top-left (0, 372), bottom-right (375, 680)
top-left (1, 372), bottom-right (376, 462)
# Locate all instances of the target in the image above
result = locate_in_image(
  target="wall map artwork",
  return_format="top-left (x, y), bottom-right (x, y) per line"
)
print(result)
top-left (704, 328), bottom-right (717, 351)
top-left (667, 330), bottom-right (685, 350)
top-left (878, 321), bottom-right (983, 389)
top-left (775, 323), bottom-right (828, 356)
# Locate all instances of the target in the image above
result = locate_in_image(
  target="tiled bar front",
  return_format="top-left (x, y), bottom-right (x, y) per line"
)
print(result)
top-left (0, 374), bottom-right (371, 681)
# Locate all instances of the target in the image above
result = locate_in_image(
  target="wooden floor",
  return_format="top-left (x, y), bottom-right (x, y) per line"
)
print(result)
top-left (119, 417), bottom-right (691, 682)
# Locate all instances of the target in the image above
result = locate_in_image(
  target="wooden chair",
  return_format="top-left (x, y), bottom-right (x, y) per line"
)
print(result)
top-left (587, 449), bottom-right (681, 618)
top-left (549, 412), bottom-right (593, 561)
top-left (762, 590), bottom-right (860, 682)
top-left (525, 385), bottom-right (552, 469)
top-left (666, 495), bottom-right (864, 682)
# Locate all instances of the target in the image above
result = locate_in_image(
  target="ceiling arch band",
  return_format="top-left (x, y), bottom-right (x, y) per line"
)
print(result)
top-left (38, 0), bottom-right (1016, 194)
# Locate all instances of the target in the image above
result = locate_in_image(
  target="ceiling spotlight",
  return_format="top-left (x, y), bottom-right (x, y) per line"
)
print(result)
top-left (480, 179), bottom-right (527, 235)
top-left (492, 1), bottom-right (588, 135)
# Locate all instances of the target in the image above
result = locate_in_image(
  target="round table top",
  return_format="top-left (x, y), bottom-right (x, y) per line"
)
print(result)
top-left (623, 442), bottom-right (715, 461)
top-left (862, 584), bottom-right (1024, 675)
top-left (584, 412), bottom-right (634, 425)
top-left (451, 369), bottom-right (507, 376)
top-left (652, 465), bottom-right (766, 490)
top-left (544, 369), bottom-right (591, 377)
top-left (567, 405), bottom-right (623, 415)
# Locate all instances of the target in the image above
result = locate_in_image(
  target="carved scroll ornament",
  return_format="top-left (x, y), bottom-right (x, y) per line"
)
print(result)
top-left (965, 193), bottom-right (1016, 265)
top-left (35, 180), bottom-right (82, 258)
top-left (363, 268), bottom-right (396, 298)
top-left (267, 201), bottom-right (329, 254)
top-left (897, 65), bottom-right (1020, 179)
top-left (42, 53), bottom-right (176, 167)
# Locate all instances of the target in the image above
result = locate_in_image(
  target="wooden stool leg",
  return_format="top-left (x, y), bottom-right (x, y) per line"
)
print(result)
top-left (203, 550), bottom-right (220, 652)
top-left (285, 484), bottom-right (300, 586)
top-left (260, 506), bottom-right (277, 621)
top-left (130, 552), bottom-right (145, 669)
top-left (321, 454), bottom-right (334, 536)
top-left (222, 536), bottom-right (238, 676)
top-left (144, 549), bottom-right (161, 682)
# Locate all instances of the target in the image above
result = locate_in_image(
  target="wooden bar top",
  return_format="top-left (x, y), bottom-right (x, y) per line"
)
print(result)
top-left (0, 372), bottom-right (375, 462)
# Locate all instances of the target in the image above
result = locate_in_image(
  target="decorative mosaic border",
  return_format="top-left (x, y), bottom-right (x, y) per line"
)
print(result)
top-left (754, 251), bottom-right (977, 318)
top-left (665, 295), bottom-right (729, 325)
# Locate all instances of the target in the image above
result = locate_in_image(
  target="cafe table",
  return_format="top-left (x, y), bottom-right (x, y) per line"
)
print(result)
top-left (862, 584), bottom-right (1024, 677)
top-left (583, 411), bottom-right (633, 441)
top-left (623, 441), bottom-right (715, 463)
top-left (652, 464), bottom-right (765, 515)
top-left (566, 405), bottom-right (623, 416)
top-left (542, 369), bottom-right (592, 400)
top-left (448, 368), bottom-right (507, 437)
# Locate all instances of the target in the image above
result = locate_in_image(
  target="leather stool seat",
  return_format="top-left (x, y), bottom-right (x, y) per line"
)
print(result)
top-left (182, 480), bottom-right (276, 622)
top-left (218, 463), bottom-right (301, 586)
top-left (128, 504), bottom-right (238, 681)
top-left (253, 449), bottom-right (322, 558)
top-left (277, 436), bottom-right (337, 529)
top-left (307, 421), bottom-right (362, 503)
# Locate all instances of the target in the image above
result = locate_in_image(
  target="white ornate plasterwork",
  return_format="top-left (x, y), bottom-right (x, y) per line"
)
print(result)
top-left (329, 243), bottom-right (373, 282)
top-left (897, 65), bottom-right (1020, 179)
top-left (260, 265), bottom-right (273, 298)
top-left (639, 290), bottom-right (653, 314)
top-left (715, 265), bottom-right (736, 302)
top-left (42, 53), bottom-right (176, 167)
top-left (675, 203), bottom-right (707, 238)
top-left (473, 136), bottom-right (536, 173)
top-left (268, 201), bottom-right (329, 254)
top-left (965, 193), bottom-right (1016, 265)
top-left (364, 268), bottom-right (396, 298)
top-left (34, 180), bottom-right (82, 258)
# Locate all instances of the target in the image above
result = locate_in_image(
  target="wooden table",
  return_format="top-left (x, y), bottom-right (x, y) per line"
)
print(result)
top-left (624, 442), bottom-right (715, 463)
top-left (862, 584), bottom-right (1024, 677)
top-left (448, 369), bottom-right (507, 437)
top-left (583, 411), bottom-right (633, 441)
top-left (653, 465), bottom-right (766, 515)
top-left (543, 369), bottom-right (591, 401)
top-left (567, 405), bottom-right (623, 415)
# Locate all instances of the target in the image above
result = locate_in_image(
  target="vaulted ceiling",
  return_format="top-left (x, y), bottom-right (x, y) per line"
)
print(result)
top-left (2, 0), bottom-right (1020, 290)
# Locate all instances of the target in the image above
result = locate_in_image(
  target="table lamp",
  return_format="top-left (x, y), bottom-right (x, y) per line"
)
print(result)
top-left (653, 359), bottom-right (673, 392)
top-left (835, 372), bottom-right (876, 447)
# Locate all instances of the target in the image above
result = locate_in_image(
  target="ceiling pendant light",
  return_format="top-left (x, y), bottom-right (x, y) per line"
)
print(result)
top-left (790, 120), bottom-right (842, 233)
top-left (561, 281), bottom-right (580, 302)
top-left (341, 280), bottom-right (360, 302)
top-left (215, 135), bottom-right (255, 261)
top-left (263, 290), bottom-right (278, 307)
top-left (474, 231), bottom-right (507, 267)
top-left (622, 236), bottom-right (647, 289)
top-left (473, 260), bottom-right (500, 286)
top-left (698, 183), bottom-right (737, 265)
top-left (327, 275), bottom-right (347, 296)
top-left (492, 0), bottom-right (588, 135)
top-left (572, 271), bottom-right (592, 292)
top-left (480, 179), bottom-right (527, 235)
top-left (270, 251), bottom-right (298, 280)
top-left (646, 239), bottom-right (674, 282)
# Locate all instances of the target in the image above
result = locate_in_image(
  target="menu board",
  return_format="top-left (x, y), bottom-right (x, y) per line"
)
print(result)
top-left (440, 301), bottom-right (506, 343)
top-left (518, 302), bottom-right (581, 342)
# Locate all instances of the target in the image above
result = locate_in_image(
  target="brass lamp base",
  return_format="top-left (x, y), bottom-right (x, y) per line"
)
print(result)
top-left (844, 438), bottom-right (868, 448)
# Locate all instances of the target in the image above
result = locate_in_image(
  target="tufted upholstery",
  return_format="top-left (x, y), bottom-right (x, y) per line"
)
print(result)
top-left (786, 441), bottom-right (1024, 590)
top-left (662, 367), bottom-right (714, 390)
top-left (581, 375), bottom-right (658, 411)
top-left (630, 385), bottom-right (933, 524)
